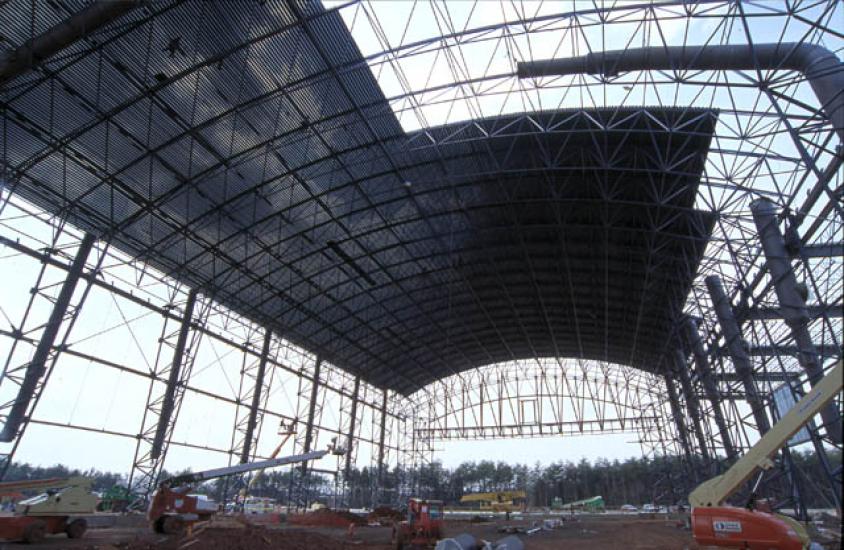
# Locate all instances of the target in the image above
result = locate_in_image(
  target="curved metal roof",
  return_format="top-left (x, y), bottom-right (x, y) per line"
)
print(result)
top-left (1, 1), bottom-right (716, 394)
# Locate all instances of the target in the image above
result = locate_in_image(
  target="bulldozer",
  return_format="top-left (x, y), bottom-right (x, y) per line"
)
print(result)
top-left (392, 498), bottom-right (444, 549)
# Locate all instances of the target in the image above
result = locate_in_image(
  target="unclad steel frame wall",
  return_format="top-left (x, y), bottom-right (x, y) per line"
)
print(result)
top-left (0, 0), bottom-right (842, 513)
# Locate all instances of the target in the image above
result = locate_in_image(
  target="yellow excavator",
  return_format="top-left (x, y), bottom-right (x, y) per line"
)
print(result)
top-left (690, 359), bottom-right (842, 550)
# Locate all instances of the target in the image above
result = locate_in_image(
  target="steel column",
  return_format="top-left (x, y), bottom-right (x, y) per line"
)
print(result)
top-left (684, 317), bottom-right (736, 459)
top-left (673, 349), bottom-right (710, 463)
top-left (750, 198), bottom-right (842, 444)
top-left (0, 233), bottom-right (95, 443)
top-left (151, 288), bottom-right (198, 459)
top-left (344, 376), bottom-right (360, 479)
top-left (241, 329), bottom-right (272, 463)
top-left (664, 375), bottom-right (693, 463)
top-left (299, 357), bottom-right (322, 476)
top-left (705, 276), bottom-right (771, 434)
top-left (376, 389), bottom-right (388, 495)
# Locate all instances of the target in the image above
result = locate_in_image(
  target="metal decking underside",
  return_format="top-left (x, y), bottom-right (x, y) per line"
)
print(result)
top-left (1, 1), bottom-right (716, 394)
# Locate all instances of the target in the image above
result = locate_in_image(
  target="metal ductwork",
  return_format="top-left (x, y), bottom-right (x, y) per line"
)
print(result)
top-left (0, 1), bottom-right (139, 86)
top-left (517, 43), bottom-right (844, 141)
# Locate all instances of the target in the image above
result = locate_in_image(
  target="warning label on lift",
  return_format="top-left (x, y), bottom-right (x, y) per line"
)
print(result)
top-left (713, 520), bottom-right (743, 533)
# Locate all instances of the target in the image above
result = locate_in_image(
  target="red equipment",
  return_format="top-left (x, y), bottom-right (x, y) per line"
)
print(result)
top-left (392, 498), bottom-right (444, 549)
top-left (690, 360), bottom-right (843, 549)
top-left (148, 448), bottom-right (338, 533)
top-left (0, 515), bottom-right (87, 544)
top-left (0, 477), bottom-right (93, 543)
top-left (692, 507), bottom-right (805, 550)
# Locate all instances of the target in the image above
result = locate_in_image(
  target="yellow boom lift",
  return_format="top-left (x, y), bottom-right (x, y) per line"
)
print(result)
top-left (0, 476), bottom-right (96, 543)
top-left (690, 360), bottom-right (842, 550)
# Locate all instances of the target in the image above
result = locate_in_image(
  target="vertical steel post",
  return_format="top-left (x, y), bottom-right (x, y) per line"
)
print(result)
top-left (664, 375), bottom-right (694, 463)
top-left (705, 276), bottom-right (771, 434)
top-left (674, 349), bottom-right (711, 463)
top-left (750, 198), bottom-right (842, 444)
top-left (0, 233), bottom-right (95, 442)
top-left (299, 357), bottom-right (322, 490)
top-left (240, 329), bottom-right (272, 463)
top-left (376, 389), bottom-right (388, 503)
top-left (344, 377), bottom-right (360, 479)
top-left (684, 317), bottom-right (736, 459)
top-left (152, 288), bottom-right (198, 459)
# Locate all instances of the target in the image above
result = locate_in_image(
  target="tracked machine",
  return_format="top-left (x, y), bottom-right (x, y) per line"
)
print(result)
top-left (690, 360), bottom-right (843, 550)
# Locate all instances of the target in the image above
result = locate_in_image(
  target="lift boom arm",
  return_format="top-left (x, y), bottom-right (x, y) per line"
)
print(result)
top-left (162, 449), bottom-right (331, 488)
top-left (0, 476), bottom-right (91, 492)
top-left (690, 360), bottom-right (843, 508)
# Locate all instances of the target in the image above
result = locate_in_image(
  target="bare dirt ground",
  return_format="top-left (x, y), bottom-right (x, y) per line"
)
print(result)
top-left (8, 515), bottom-right (698, 550)
top-left (447, 516), bottom-right (701, 549)
top-left (8, 513), bottom-right (841, 550)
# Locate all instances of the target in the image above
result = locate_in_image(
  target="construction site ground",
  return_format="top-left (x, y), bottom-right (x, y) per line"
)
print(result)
top-left (10, 512), bottom-right (842, 550)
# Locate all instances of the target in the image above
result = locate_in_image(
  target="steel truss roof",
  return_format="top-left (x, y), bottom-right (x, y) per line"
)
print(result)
top-left (0, 0), bottom-right (838, 395)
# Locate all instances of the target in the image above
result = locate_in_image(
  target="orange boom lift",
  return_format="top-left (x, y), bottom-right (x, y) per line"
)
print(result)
top-left (690, 360), bottom-right (842, 550)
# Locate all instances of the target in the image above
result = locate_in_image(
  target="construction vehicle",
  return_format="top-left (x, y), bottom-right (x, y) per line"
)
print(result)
top-left (551, 495), bottom-right (605, 512)
top-left (148, 445), bottom-right (344, 534)
top-left (459, 490), bottom-right (526, 513)
top-left (690, 359), bottom-right (843, 550)
top-left (392, 498), bottom-right (444, 549)
top-left (0, 476), bottom-right (96, 543)
top-left (96, 484), bottom-right (139, 512)
top-left (236, 419), bottom-right (296, 507)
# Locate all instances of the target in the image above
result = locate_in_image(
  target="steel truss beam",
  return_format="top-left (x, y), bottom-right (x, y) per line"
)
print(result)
top-left (0, 232), bottom-right (102, 478)
top-left (684, 317), bottom-right (736, 459)
top-left (672, 350), bottom-right (710, 463)
top-left (128, 288), bottom-right (210, 495)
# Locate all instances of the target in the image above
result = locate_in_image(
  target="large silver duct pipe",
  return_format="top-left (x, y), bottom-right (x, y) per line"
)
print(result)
top-left (0, 1), bottom-right (139, 86)
top-left (517, 43), bottom-right (844, 141)
top-left (750, 197), bottom-right (842, 444)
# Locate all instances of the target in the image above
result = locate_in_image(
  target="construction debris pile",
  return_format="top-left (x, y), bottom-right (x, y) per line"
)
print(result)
top-left (367, 506), bottom-right (403, 525)
top-left (288, 508), bottom-right (367, 528)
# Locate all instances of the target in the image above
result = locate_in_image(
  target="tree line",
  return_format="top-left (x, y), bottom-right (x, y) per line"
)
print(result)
top-left (3, 449), bottom-right (839, 510)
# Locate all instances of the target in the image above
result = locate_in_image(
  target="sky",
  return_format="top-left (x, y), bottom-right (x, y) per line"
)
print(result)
top-left (0, 0), bottom-right (840, 480)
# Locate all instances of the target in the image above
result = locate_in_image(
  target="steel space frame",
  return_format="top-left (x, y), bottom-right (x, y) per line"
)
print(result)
top-left (0, 0), bottom-right (840, 514)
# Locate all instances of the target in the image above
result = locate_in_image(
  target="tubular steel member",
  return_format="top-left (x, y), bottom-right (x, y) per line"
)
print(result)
top-left (750, 198), bottom-right (842, 444)
top-left (240, 328), bottom-right (272, 463)
top-left (151, 289), bottom-right (198, 460)
top-left (296, 356), bottom-right (322, 509)
top-left (0, 234), bottom-right (95, 443)
top-left (705, 276), bottom-right (772, 435)
top-left (664, 374), bottom-right (694, 464)
top-left (517, 42), bottom-right (844, 141)
top-left (377, 389), bottom-right (388, 490)
top-left (673, 349), bottom-right (711, 464)
top-left (344, 376), bottom-right (361, 480)
top-left (0, 1), bottom-right (139, 85)
top-left (685, 317), bottom-right (737, 460)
